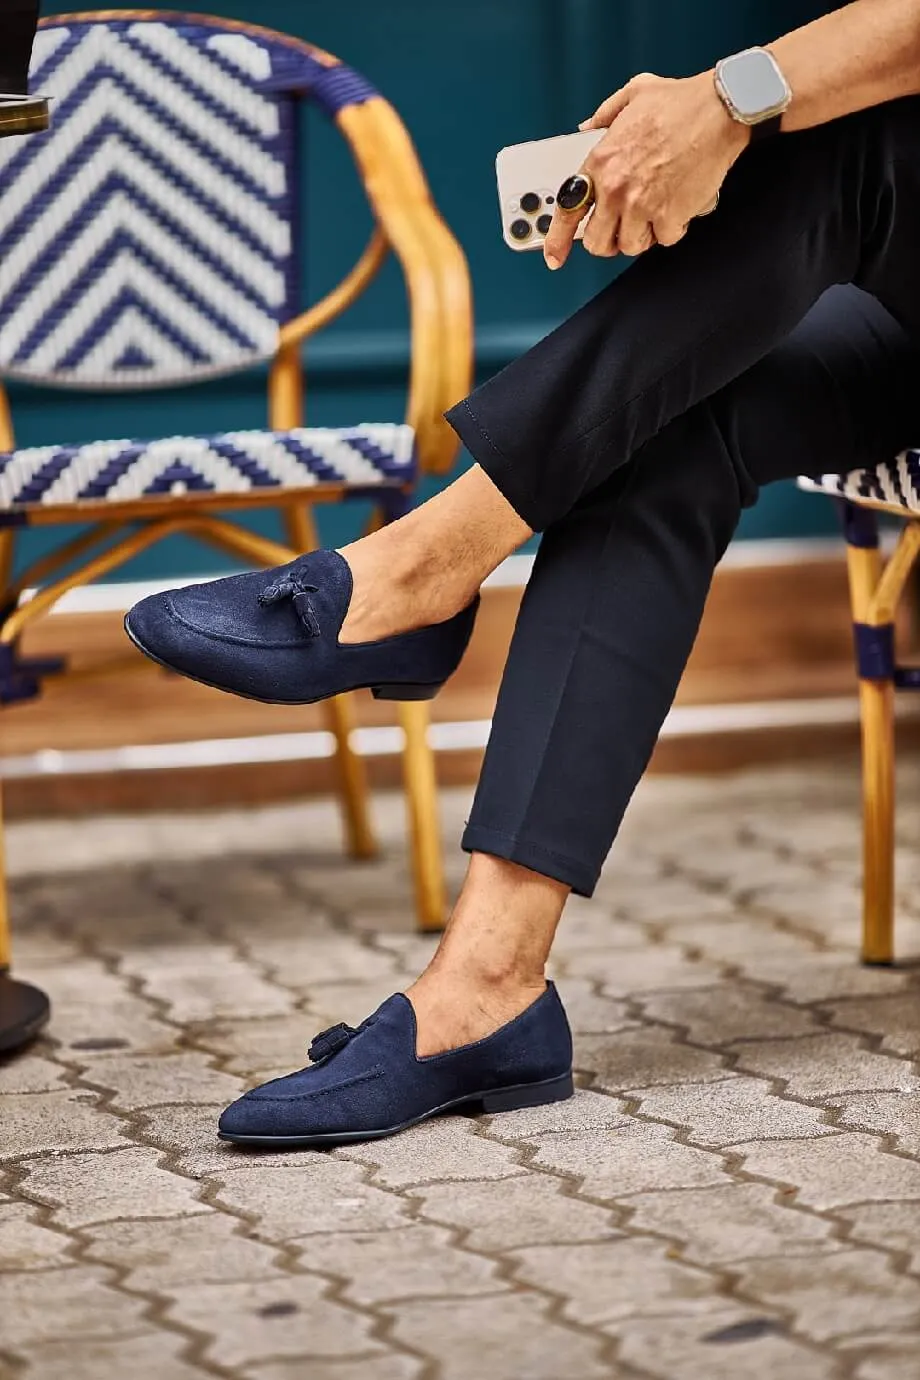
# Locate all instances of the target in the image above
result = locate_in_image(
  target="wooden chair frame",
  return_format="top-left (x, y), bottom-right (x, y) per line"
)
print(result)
top-left (841, 499), bottom-right (920, 965)
top-left (0, 13), bottom-right (474, 994)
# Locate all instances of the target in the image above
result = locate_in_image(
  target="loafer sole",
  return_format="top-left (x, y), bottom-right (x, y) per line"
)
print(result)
top-left (217, 1070), bottom-right (574, 1147)
top-left (124, 615), bottom-right (444, 705)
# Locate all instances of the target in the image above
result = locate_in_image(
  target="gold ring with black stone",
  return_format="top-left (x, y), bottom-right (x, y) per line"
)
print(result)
top-left (556, 171), bottom-right (594, 214)
top-left (0, 96), bottom-right (50, 139)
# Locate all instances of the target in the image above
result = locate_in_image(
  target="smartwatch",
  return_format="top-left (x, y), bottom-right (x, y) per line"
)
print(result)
top-left (714, 47), bottom-right (791, 142)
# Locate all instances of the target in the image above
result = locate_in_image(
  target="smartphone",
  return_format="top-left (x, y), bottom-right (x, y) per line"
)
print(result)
top-left (496, 129), bottom-right (603, 252)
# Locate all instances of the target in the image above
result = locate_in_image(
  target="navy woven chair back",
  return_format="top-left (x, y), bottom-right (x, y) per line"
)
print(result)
top-left (0, 13), bottom-right (376, 391)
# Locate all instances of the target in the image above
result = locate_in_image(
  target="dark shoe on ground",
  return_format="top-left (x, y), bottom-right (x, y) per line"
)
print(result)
top-left (217, 982), bottom-right (574, 1147)
top-left (124, 549), bottom-right (478, 704)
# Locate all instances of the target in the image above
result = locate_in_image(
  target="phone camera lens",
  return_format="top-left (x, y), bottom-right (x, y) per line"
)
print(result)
top-left (510, 218), bottom-right (532, 241)
top-left (536, 213), bottom-right (552, 235)
top-left (545, 195), bottom-right (555, 205)
top-left (519, 191), bottom-right (540, 214)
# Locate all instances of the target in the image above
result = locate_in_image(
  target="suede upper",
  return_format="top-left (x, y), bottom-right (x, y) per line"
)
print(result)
top-left (218, 983), bottom-right (573, 1141)
top-left (125, 550), bottom-right (478, 704)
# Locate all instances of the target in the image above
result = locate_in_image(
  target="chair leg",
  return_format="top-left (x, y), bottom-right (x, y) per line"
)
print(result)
top-left (0, 779), bottom-right (51, 1052)
top-left (398, 700), bottom-right (447, 932)
top-left (323, 692), bottom-right (378, 860)
top-left (282, 504), bottom-right (377, 861)
top-left (857, 674), bottom-right (896, 964)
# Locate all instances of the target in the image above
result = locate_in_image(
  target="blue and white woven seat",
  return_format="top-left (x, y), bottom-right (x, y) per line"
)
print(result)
top-left (798, 447), bottom-right (920, 515)
top-left (0, 9), bottom-right (473, 960)
top-left (0, 424), bottom-right (416, 509)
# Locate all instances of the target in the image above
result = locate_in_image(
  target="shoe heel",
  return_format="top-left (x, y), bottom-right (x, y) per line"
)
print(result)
top-left (372, 682), bottom-right (443, 702)
top-left (480, 1072), bottom-right (574, 1115)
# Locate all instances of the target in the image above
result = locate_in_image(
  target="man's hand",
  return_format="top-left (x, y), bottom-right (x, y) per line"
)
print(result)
top-left (544, 70), bottom-right (749, 269)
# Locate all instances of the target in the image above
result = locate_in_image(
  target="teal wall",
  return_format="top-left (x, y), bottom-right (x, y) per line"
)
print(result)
top-left (13, 1), bottom-right (838, 581)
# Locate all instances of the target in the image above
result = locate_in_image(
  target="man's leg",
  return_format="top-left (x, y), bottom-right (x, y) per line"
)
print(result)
top-left (341, 98), bottom-right (920, 646)
top-left (409, 285), bottom-right (920, 1052)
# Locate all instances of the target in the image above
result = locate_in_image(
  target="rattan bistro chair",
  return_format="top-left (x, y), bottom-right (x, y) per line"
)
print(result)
top-left (0, 11), bottom-right (473, 1037)
top-left (800, 446), bottom-right (920, 966)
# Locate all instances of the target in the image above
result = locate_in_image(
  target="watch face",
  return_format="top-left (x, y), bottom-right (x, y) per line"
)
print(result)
top-left (721, 49), bottom-right (788, 119)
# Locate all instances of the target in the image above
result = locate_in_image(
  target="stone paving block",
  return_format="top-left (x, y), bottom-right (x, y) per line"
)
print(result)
top-left (734, 1249), bottom-right (920, 1342)
top-left (14, 1332), bottom-right (206, 1380)
top-left (20, 1147), bottom-right (209, 1227)
top-left (735, 1131), bottom-right (920, 1209)
top-left (1, 1091), bottom-right (126, 1160)
top-left (638, 986), bottom-right (819, 1045)
top-left (251, 935), bottom-right (402, 989)
top-left (614, 1307), bottom-right (839, 1380)
top-left (525, 1121), bottom-right (730, 1198)
top-left (550, 979), bottom-right (636, 1035)
top-left (634, 1076), bottom-right (836, 1146)
top-left (834, 1092), bottom-right (920, 1156)
top-left (660, 919), bottom-right (823, 967)
top-left (302, 979), bottom-right (409, 1030)
top-left (24, 961), bottom-right (178, 1057)
top-left (0, 1266), bottom-right (148, 1348)
top-left (0, 1202), bottom-right (73, 1270)
top-left (83, 1212), bottom-right (285, 1289)
top-left (835, 1200), bottom-right (920, 1272)
top-left (571, 945), bottom-right (724, 992)
top-left (624, 1181), bottom-right (839, 1263)
top-left (552, 894), bottom-right (659, 949)
top-left (511, 1237), bottom-right (716, 1327)
top-left (750, 956), bottom-right (913, 1005)
top-left (246, 1357), bottom-right (424, 1380)
top-left (730, 1032), bottom-right (918, 1099)
top-left (5, 929), bottom-right (84, 969)
top-left (743, 877), bottom-right (862, 936)
top-left (311, 1224), bottom-right (503, 1305)
top-left (824, 992), bottom-right (920, 1058)
top-left (0, 1056), bottom-right (68, 1094)
top-left (131, 1102), bottom-right (260, 1176)
top-left (387, 1293), bottom-right (612, 1380)
top-left (74, 1051), bottom-right (245, 1111)
top-left (483, 1088), bottom-right (629, 1138)
top-left (412, 1174), bottom-right (618, 1251)
top-left (121, 946), bottom-right (296, 1023)
top-left (338, 1119), bottom-right (523, 1188)
top-left (850, 1338), bottom-right (920, 1380)
top-left (600, 875), bottom-right (736, 925)
top-left (191, 1011), bottom-right (315, 1080)
top-left (214, 1160), bottom-right (410, 1240)
top-left (166, 1275), bottom-right (382, 1370)
top-left (578, 1027), bottom-right (730, 1091)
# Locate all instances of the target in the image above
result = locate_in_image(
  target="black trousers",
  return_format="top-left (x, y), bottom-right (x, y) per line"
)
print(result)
top-left (447, 98), bottom-right (920, 897)
top-left (0, 1), bottom-right (40, 93)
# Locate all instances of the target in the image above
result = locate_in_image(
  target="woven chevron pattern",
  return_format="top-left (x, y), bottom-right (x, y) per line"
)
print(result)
top-left (0, 424), bottom-right (415, 509)
top-left (799, 448), bottom-right (920, 514)
top-left (0, 16), bottom-right (376, 390)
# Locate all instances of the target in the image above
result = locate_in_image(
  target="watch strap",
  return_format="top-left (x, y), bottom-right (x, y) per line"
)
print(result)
top-left (749, 113), bottom-right (783, 143)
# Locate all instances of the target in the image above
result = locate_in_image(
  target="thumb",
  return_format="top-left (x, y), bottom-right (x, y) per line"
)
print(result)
top-left (579, 85), bottom-right (630, 130)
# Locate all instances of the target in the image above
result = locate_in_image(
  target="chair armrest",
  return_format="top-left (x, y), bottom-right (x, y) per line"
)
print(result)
top-left (338, 98), bottom-right (474, 475)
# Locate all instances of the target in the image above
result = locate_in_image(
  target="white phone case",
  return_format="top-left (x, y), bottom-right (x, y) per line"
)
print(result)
top-left (496, 128), bottom-right (604, 252)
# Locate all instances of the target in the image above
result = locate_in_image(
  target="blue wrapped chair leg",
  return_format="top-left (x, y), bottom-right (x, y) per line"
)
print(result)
top-left (800, 454), bottom-right (920, 965)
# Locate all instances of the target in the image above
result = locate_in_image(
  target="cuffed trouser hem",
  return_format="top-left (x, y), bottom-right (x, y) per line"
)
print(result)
top-left (445, 397), bottom-right (548, 532)
top-left (460, 823), bottom-right (598, 898)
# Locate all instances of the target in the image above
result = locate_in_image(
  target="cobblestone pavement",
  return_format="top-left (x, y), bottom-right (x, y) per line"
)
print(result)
top-left (2, 760), bottom-right (920, 1380)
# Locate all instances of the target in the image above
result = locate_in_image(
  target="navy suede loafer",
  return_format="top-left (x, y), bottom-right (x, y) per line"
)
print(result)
top-left (124, 549), bottom-right (478, 704)
top-left (217, 982), bottom-right (574, 1147)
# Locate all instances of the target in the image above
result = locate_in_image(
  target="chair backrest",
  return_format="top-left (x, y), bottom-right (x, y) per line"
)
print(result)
top-left (0, 11), bottom-right (377, 393)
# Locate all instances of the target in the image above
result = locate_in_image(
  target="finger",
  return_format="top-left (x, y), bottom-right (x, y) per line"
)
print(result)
top-left (580, 199), bottom-right (620, 259)
top-left (616, 197), bottom-right (655, 257)
top-left (543, 172), bottom-right (594, 270)
top-left (578, 85), bottom-right (630, 131)
top-left (543, 201), bottom-right (582, 269)
top-left (652, 219), bottom-right (689, 248)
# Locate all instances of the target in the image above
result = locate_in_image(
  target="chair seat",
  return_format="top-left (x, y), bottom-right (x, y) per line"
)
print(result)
top-left (798, 447), bottom-right (920, 517)
top-left (0, 423), bottom-right (416, 511)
